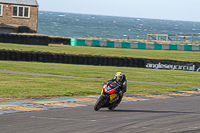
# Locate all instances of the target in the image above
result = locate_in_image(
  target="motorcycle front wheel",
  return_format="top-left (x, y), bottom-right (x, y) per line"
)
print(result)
top-left (108, 102), bottom-right (118, 111)
top-left (94, 95), bottom-right (105, 111)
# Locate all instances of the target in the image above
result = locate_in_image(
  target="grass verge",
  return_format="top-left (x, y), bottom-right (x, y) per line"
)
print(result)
top-left (0, 61), bottom-right (198, 99)
top-left (0, 73), bottom-right (192, 99)
top-left (0, 61), bottom-right (200, 86)
top-left (0, 43), bottom-right (200, 62)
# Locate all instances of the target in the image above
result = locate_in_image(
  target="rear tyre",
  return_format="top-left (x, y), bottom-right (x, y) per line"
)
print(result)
top-left (94, 95), bottom-right (105, 111)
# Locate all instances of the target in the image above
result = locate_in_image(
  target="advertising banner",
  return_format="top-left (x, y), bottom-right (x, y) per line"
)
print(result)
top-left (145, 60), bottom-right (200, 72)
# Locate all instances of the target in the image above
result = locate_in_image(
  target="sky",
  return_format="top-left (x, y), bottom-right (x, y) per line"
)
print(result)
top-left (37, 0), bottom-right (200, 22)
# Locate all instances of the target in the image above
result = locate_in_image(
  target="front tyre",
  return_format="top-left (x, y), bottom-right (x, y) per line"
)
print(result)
top-left (108, 102), bottom-right (118, 111)
top-left (94, 95), bottom-right (105, 111)
top-left (109, 94), bottom-right (123, 110)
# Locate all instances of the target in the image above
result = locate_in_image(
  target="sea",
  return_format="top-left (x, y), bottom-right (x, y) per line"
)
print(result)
top-left (38, 11), bottom-right (200, 42)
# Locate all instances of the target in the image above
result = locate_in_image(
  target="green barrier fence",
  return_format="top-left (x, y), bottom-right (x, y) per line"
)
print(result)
top-left (138, 43), bottom-right (146, 49)
top-left (184, 44), bottom-right (192, 51)
top-left (70, 38), bottom-right (77, 46)
top-left (77, 39), bottom-right (85, 46)
top-left (70, 38), bottom-right (200, 51)
top-left (92, 40), bottom-right (100, 47)
top-left (169, 44), bottom-right (177, 50)
top-left (122, 42), bottom-right (130, 48)
top-left (154, 43), bottom-right (162, 50)
top-left (107, 41), bottom-right (114, 48)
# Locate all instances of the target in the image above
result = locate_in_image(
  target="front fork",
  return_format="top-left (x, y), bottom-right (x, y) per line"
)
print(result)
top-left (101, 89), bottom-right (119, 102)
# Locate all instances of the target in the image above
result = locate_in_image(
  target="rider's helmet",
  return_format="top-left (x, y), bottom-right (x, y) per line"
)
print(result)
top-left (115, 72), bottom-right (123, 82)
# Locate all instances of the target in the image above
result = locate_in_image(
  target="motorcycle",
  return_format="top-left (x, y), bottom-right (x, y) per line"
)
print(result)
top-left (94, 81), bottom-right (121, 111)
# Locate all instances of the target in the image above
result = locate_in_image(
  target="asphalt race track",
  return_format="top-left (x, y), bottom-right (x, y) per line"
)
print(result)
top-left (0, 70), bottom-right (200, 133)
top-left (1, 96), bottom-right (200, 133)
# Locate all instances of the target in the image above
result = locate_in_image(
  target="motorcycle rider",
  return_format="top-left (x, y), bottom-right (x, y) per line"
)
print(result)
top-left (108, 72), bottom-right (127, 105)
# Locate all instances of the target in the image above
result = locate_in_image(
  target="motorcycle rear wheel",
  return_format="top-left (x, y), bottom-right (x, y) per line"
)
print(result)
top-left (94, 95), bottom-right (105, 111)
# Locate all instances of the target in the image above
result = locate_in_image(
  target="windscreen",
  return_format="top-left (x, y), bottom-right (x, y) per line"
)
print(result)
top-left (107, 82), bottom-right (118, 91)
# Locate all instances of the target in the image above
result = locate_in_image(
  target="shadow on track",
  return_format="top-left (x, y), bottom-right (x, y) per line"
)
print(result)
top-left (99, 109), bottom-right (193, 114)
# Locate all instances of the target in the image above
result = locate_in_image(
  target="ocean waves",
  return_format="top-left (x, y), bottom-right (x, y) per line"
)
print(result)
top-left (38, 11), bottom-right (200, 41)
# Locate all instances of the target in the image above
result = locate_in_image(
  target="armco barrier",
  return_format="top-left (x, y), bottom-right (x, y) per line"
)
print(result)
top-left (70, 38), bottom-right (200, 51)
top-left (0, 50), bottom-right (200, 72)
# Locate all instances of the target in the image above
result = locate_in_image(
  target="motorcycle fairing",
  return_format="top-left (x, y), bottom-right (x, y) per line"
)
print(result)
top-left (103, 83), bottom-right (119, 95)
top-left (109, 94), bottom-right (117, 103)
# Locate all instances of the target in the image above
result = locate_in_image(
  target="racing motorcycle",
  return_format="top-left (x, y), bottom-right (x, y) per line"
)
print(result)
top-left (94, 81), bottom-right (121, 111)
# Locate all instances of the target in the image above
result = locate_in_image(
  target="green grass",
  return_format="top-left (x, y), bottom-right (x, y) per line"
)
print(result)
top-left (0, 61), bottom-right (198, 98)
top-left (0, 72), bottom-right (192, 99)
top-left (0, 42), bottom-right (199, 99)
top-left (0, 43), bottom-right (200, 62)
top-left (0, 72), bottom-right (103, 98)
top-left (0, 61), bottom-right (200, 86)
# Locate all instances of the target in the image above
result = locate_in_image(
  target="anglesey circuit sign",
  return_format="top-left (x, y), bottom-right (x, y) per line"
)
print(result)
top-left (145, 61), bottom-right (200, 72)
